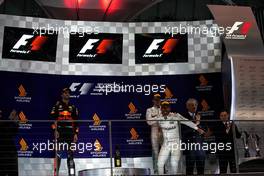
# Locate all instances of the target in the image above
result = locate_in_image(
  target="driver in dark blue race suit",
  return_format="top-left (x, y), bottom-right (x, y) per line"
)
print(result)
top-left (51, 88), bottom-right (79, 176)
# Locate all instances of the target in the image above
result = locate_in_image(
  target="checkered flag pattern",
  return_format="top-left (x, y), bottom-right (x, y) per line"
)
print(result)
top-left (0, 15), bottom-right (221, 76)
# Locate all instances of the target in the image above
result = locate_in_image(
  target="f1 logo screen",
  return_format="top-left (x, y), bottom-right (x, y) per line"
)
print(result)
top-left (2, 27), bottom-right (58, 62)
top-left (69, 33), bottom-right (123, 64)
top-left (225, 21), bottom-right (252, 40)
top-left (135, 33), bottom-right (188, 64)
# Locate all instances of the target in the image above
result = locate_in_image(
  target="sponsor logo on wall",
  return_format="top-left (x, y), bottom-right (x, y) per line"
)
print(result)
top-left (18, 138), bottom-right (33, 157)
top-left (2, 27), bottom-right (58, 61)
top-left (198, 99), bottom-right (215, 116)
top-left (18, 111), bottom-right (32, 130)
top-left (225, 21), bottom-right (252, 40)
top-left (89, 113), bottom-right (106, 131)
top-left (161, 87), bottom-right (177, 104)
top-left (196, 75), bottom-right (213, 91)
top-left (126, 128), bottom-right (143, 145)
top-left (135, 33), bottom-right (188, 64)
top-left (125, 102), bottom-right (142, 119)
top-left (14, 84), bottom-right (32, 103)
top-left (90, 139), bottom-right (108, 157)
top-left (69, 83), bottom-right (94, 98)
top-left (69, 33), bottom-right (123, 64)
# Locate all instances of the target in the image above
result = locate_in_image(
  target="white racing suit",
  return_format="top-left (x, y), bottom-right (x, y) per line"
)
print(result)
top-left (146, 106), bottom-right (162, 173)
top-left (157, 113), bottom-right (198, 175)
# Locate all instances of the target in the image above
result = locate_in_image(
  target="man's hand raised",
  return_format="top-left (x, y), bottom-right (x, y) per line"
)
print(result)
top-left (197, 128), bottom-right (205, 135)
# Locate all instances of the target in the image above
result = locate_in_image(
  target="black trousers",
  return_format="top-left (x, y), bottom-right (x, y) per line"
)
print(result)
top-left (185, 137), bottom-right (205, 175)
top-left (55, 128), bottom-right (76, 176)
top-left (218, 152), bottom-right (236, 173)
top-left (185, 150), bottom-right (205, 175)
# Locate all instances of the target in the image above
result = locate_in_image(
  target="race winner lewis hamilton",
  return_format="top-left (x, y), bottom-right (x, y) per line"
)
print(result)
top-left (157, 101), bottom-right (204, 175)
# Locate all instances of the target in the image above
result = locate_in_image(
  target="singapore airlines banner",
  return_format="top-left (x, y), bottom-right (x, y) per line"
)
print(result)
top-left (0, 15), bottom-right (223, 160)
top-left (0, 71), bottom-right (223, 158)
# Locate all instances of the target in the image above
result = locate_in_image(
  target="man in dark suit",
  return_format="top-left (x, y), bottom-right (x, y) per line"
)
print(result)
top-left (213, 110), bottom-right (241, 173)
top-left (181, 98), bottom-right (206, 175)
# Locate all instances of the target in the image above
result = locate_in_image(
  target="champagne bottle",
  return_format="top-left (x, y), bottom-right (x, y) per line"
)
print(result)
top-left (114, 145), bottom-right (121, 167)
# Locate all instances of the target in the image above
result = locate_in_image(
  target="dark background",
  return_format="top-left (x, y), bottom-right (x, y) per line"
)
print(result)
top-left (135, 33), bottom-right (188, 64)
top-left (2, 26), bottom-right (57, 62)
top-left (69, 33), bottom-right (123, 64)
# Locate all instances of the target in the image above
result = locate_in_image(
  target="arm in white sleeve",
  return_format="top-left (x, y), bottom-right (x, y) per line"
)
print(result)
top-left (146, 108), bottom-right (156, 126)
top-left (176, 113), bottom-right (198, 130)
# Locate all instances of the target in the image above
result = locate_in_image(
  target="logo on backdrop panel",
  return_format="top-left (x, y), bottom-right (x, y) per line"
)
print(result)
top-left (69, 83), bottom-right (94, 98)
top-left (198, 99), bottom-right (215, 117)
top-left (69, 33), bottom-right (123, 64)
top-left (90, 139), bottom-right (107, 157)
top-left (18, 111), bottom-right (32, 130)
top-left (135, 33), bottom-right (188, 64)
top-left (161, 87), bottom-right (177, 104)
top-left (225, 21), bottom-right (252, 40)
top-left (125, 102), bottom-right (142, 119)
top-left (126, 128), bottom-right (143, 145)
top-left (18, 138), bottom-right (33, 157)
top-left (196, 75), bottom-right (213, 91)
top-left (2, 27), bottom-right (57, 61)
top-left (89, 113), bottom-right (106, 131)
top-left (14, 84), bottom-right (32, 103)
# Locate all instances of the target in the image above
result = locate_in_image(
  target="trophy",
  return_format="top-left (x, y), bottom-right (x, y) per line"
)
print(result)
top-left (242, 131), bottom-right (250, 158)
top-left (252, 134), bottom-right (261, 157)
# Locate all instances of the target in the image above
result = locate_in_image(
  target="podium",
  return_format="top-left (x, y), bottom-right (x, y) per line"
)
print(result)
top-left (239, 157), bottom-right (264, 173)
top-left (79, 168), bottom-right (151, 176)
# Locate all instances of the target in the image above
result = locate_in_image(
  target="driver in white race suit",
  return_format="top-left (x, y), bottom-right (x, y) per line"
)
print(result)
top-left (157, 101), bottom-right (205, 175)
top-left (146, 94), bottom-right (162, 174)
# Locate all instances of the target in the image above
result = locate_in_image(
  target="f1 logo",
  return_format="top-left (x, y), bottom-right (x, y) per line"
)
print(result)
top-left (79, 39), bottom-right (113, 54)
top-left (79, 39), bottom-right (100, 54)
top-left (145, 39), bottom-right (178, 54)
top-left (13, 35), bottom-right (34, 49)
top-left (69, 83), bottom-right (93, 95)
top-left (12, 35), bottom-right (48, 51)
top-left (145, 39), bottom-right (164, 54)
top-left (227, 22), bottom-right (252, 35)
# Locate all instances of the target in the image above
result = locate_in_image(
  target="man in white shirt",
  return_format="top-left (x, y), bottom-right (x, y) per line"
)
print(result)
top-left (157, 101), bottom-right (205, 175)
top-left (146, 94), bottom-right (162, 174)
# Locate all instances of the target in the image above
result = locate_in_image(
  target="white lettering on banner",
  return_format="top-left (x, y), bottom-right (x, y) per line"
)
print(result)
top-left (76, 54), bottom-right (97, 58)
top-left (10, 50), bottom-right (30, 54)
top-left (143, 54), bottom-right (163, 58)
